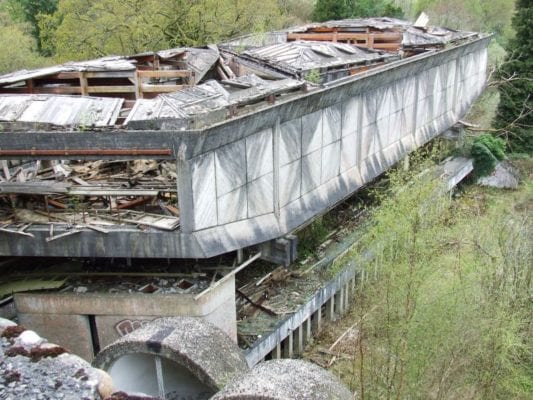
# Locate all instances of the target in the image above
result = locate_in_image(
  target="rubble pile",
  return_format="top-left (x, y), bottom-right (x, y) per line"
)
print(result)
top-left (0, 318), bottom-right (109, 400)
top-left (0, 158), bottom-right (180, 233)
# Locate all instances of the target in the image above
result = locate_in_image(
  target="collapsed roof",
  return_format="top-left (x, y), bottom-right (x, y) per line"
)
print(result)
top-left (0, 18), bottom-right (481, 131)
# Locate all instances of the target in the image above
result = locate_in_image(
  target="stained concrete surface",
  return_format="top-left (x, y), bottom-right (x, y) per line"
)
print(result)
top-left (210, 359), bottom-right (353, 400)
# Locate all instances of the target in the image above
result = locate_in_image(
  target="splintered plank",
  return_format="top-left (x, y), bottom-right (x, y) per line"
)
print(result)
top-left (98, 210), bottom-right (180, 231)
top-left (137, 70), bottom-right (192, 78)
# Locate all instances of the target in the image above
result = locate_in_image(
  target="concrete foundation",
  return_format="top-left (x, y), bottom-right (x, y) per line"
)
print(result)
top-left (15, 275), bottom-right (236, 361)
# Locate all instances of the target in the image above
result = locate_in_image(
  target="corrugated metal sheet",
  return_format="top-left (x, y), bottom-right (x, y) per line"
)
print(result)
top-left (125, 81), bottom-right (230, 123)
top-left (0, 57), bottom-right (136, 86)
top-left (220, 32), bottom-right (289, 51)
top-left (126, 75), bottom-right (303, 126)
top-left (0, 95), bottom-right (123, 127)
top-left (402, 27), bottom-right (477, 46)
top-left (243, 41), bottom-right (389, 73)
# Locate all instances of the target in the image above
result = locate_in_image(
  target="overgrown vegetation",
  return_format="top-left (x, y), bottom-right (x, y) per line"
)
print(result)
top-left (471, 134), bottom-right (506, 177)
top-left (312, 0), bottom-right (404, 22)
top-left (493, 0), bottom-right (533, 154)
top-left (309, 155), bottom-right (532, 399)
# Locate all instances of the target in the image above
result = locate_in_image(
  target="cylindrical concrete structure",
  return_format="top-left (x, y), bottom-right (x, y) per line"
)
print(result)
top-left (93, 317), bottom-right (249, 399)
top-left (211, 359), bottom-right (353, 400)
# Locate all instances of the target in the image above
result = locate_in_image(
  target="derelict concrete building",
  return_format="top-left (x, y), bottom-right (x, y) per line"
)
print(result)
top-left (0, 18), bottom-right (490, 261)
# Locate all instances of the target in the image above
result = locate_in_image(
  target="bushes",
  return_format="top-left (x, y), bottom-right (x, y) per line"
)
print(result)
top-left (471, 134), bottom-right (506, 177)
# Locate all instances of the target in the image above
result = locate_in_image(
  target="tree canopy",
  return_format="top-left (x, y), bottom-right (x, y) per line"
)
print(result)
top-left (38, 0), bottom-right (286, 61)
top-left (312, 0), bottom-right (404, 22)
top-left (493, 0), bottom-right (533, 154)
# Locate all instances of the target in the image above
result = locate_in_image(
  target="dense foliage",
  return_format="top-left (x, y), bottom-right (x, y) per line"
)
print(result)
top-left (413, 0), bottom-right (515, 44)
top-left (471, 134), bottom-right (506, 176)
top-left (493, 0), bottom-right (533, 154)
top-left (5, 0), bottom-right (58, 54)
top-left (332, 156), bottom-right (532, 398)
top-left (312, 0), bottom-right (404, 22)
top-left (38, 0), bottom-right (287, 61)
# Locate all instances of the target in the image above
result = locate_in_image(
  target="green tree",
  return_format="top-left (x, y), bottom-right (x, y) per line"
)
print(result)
top-left (39, 0), bottom-right (286, 61)
top-left (312, 0), bottom-right (404, 22)
top-left (312, 0), bottom-right (351, 21)
top-left (0, 11), bottom-right (49, 74)
top-left (6, 0), bottom-right (58, 55)
top-left (493, 0), bottom-right (533, 154)
top-left (414, 0), bottom-right (514, 44)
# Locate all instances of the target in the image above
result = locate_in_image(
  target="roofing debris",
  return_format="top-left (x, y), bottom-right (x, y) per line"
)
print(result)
top-left (0, 159), bottom-right (179, 233)
top-left (0, 18), bottom-right (484, 234)
top-left (0, 18), bottom-right (482, 131)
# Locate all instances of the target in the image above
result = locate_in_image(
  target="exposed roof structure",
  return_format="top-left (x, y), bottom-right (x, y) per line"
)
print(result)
top-left (0, 95), bottom-right (123, 128)
top-left (241, 40), bottom-right (393, 75)
top-left (0, 18), bottom-right (482, 131)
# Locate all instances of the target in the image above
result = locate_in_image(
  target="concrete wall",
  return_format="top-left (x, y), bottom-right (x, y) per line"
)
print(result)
top-left (15, 276), bottom-right (236, 361)
top-left (180, 45), bottom-right (487, 245)
top-left (0, 37), bottom-right (489, 259)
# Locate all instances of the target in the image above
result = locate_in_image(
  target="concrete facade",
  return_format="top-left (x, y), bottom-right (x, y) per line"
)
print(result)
top-left (15, 276), bottom-right (236, 361)
top-left (0, 37), bottom-right (490, 259)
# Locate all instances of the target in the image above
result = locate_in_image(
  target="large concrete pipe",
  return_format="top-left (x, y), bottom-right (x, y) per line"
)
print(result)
top-left (211, 359), bottom-right (354, 400)
top-left (93, 317), bottom-right (249, 400)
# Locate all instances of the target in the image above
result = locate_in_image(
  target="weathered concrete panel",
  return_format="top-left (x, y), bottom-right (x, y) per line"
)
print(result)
top-left (321, 140), bottom-right (341, 183)
top-left (247, 172), bottom-right (274, 217)
top-left (280, 118), bottom-right (301, 166)
top-left (191, 152), bottom-right (217, 230)
top-left (280, 159), bottom-right (301, 207)
top-left (18, 313), bottom-right (94, 361)
top-left (322, 104), bottom-right (342, 145)
top-left (301, 149), bottom-right (322, 194)
top-left (218, 186), bottom-right (248, 224)
top-left (301, 110), bottom-right (322, 155)
top-left (246, 128), bottom-right (273, 181)
top-left (341, 96), bottom-right (360, 137)
top-left (215, 140), bottom-right (246, 196)
top-left (340, 132), bottom-right (358, 172)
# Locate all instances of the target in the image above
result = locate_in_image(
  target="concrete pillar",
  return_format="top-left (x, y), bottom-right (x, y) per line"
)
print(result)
top-left (294, 325), bottom-right (304, 355)
top-left (311, 309), bottom-right (322, 334)
top-left (282, 332), bottom-right (293, 358)
top-left (344, 284), bottom-right (350, 311)
top-left (326, 297), bottom-right (335, 321)
top-left (334, 289), bottom-right (344, 316)
top-left (304, 318), bottom-right (312, 345)
top-left (272, 342), bottom-right (282, 359)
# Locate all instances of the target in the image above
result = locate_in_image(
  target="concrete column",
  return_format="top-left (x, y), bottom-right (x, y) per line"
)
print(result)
top-left (272, 342), bottom-right (282, 359)
top-left (304, 318), bottom-right (312, 345)
top-left (326, 298), bottom-right (335, 321)
top-left (294, 325), bottom-right (304, 355)
top-left (282, 332), bottom-right (294, 358)
top-left (344, 284), bottom-right (350, 311)
top-left (312, 309), bottom-right (322, 334)
top-left (334, 289), bottom-right (344, 316)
